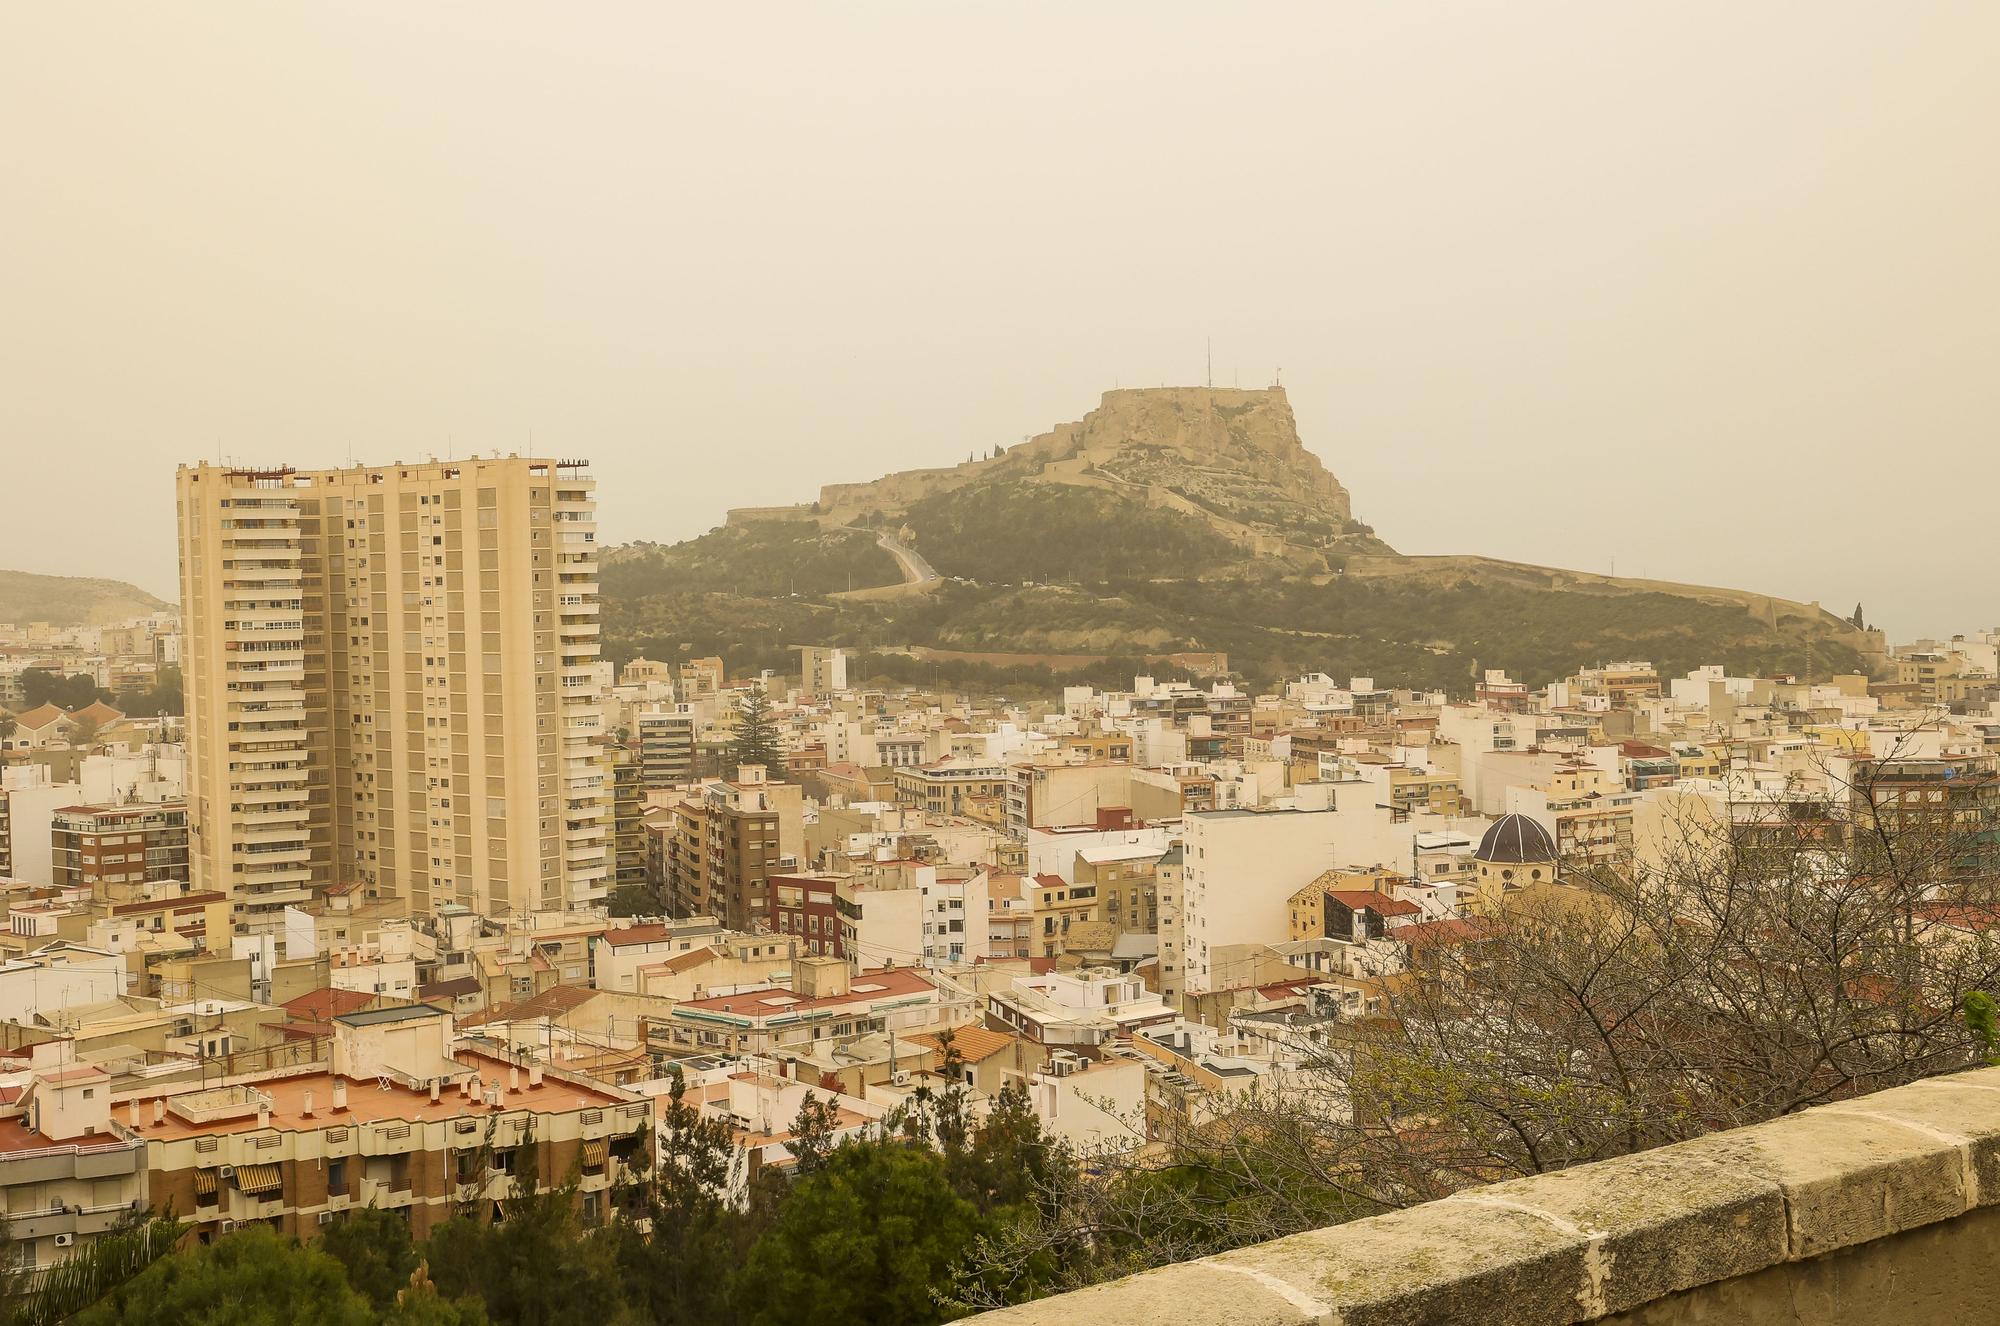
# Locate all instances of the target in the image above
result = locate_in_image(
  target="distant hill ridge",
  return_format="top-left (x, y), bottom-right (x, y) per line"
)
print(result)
top-left (604, 386), bottom-right (1879, 689)
top-left (0, 570), bottom-right (172, 627)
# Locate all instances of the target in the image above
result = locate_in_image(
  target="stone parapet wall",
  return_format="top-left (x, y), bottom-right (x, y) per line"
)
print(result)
top-left (964, 1066), bottom-right (2000, 1325)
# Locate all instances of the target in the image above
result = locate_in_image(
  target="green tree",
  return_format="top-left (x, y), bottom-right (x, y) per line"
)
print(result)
top-left (611, 1068), bottom-right (751, 1326)
top-left (19, 669), bottom-right (107, 711)
top-left (725, 690), bottom-right (783, 778)
top-left (788, 1091), bottom-right (839, 1177)
top-left (382, 1285), bottom-right (490, 1326)
top-left (0, 1213), bottom-right (185, 1326)
top-left (319, 1206), bottom-right (419, 1311)
top-left (72, 1224), bottom-right (374, 1326)
top-left (957, 1079), bottom-right (1062, 1213)
top-left (423, 1136), bottom-right (634, 1326)
top-left (116, 665), bottom-right (184, 718)
top-left (605, 881), bottom-right (669, 918)
top-left (735, 1141), bottom-right (985, 1326)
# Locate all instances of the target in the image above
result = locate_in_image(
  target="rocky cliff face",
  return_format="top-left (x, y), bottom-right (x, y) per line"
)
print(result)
top-left (804, 386), bottom-right (1382, 555)
top-left (1062, 387), bottom-right (1350, 516)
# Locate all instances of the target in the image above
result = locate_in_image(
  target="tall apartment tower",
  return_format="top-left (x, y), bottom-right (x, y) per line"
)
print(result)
top-left (177, 458), bottom-right (608, 932)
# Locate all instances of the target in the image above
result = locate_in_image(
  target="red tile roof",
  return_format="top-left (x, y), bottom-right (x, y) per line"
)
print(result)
top-left (11, 703), bottom-right (69, 731)
top-left (282, 988), bottom-right (377, 1021)
top-left (676, 966), bottom-right (934, 1018)
top-left (600, 923), bottom-right (680, 948)
top-left (111, 892), bottom-right (227, 916)
top-left (1324, 890), bottom-right (1423, 918)
top-left (907, 1026), bottom-right (1018, 1063)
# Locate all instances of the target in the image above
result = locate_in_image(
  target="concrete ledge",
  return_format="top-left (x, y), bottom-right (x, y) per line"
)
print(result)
top-left (962, 1066), bottom-right (2000, 1326)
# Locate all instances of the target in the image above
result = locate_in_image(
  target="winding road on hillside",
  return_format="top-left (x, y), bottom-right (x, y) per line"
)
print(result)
top-left (863, 528), bottom-right (940, 587)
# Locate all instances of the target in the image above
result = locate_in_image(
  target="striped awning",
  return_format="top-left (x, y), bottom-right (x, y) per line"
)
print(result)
top-left (193, 1169), bottom-right (219, 1198)
top-left (580, 1139), bottom-right (608, 1169)
top-left (234, 1163), bottom-right (283, 1196)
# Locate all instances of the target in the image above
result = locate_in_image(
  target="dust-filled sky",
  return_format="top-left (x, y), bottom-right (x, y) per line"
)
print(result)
top-left (3, 4), bottom-right (1995, 638)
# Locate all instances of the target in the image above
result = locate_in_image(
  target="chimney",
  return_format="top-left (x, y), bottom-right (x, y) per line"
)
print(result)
top-left (528, 1064), bottom-right (543, 1089)
top-left (332, 1080), bottom-right (348, 1112)
top-left (129, 1100), bottom-right (141, 1130)
top-left (429, 1079), bottom-right (441, 1105)
top-left (508, 1068), bottom-right (520, 1094)
top-left (257, 1100), bottom-right (270, 1130)
top-left (153, 1099), bottom-right (165, 1126)
top-left (485, 1085), bottom-right (501, 1110)
top-left (301, 1090), bottom-right (314, 1118)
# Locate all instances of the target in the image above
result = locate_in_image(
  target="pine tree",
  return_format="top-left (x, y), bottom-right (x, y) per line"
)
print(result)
top-left (727, 689), bottom-right (784, 778)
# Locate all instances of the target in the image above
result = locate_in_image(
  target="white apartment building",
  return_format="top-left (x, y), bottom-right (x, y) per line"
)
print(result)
top-left (797, 646), bottom-right (848, 700)
top-left (176, 458), bottom-right (608, 930)
top-left (1181, 804), bottom-right (1409, 996)
top-left (635, 705), bottom-right (698, 787)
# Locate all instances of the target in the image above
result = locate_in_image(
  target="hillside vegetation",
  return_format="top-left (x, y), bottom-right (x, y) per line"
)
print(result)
top-left (901, 481), bottom-right (1245, 583)
top-left (0, 570), bottom-right (170, 626)
top-left (603, 523), bottom-right (899, 600)
top-left (598, 387), bottom-right (1871, 694)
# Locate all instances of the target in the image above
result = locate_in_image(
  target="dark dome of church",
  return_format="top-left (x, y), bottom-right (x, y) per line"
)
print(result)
top-left (1476, 814), bottom-right (1557, 864)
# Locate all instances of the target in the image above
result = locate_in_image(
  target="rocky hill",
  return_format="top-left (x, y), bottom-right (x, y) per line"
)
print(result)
top-left (604, 387), bottom-right (1874, 691)
top-left (732, 386), bottom-right (1386, 567)
top-left (0, 570), bottom-right (172, 626)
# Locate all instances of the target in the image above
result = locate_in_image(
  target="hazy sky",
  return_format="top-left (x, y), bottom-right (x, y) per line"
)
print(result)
top-left (3, 4), bottom-right (1995, 637)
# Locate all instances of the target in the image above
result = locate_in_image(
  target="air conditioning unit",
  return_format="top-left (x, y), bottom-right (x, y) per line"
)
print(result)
top-left (317, 1211), bottom-right (336, 1226)
top-left (217, 1165), bottom-right (235, 1179)
top-left (52, 1234), bottom-right (73, 1248)
top-left (219, 1220), bottom-right (237, 1234)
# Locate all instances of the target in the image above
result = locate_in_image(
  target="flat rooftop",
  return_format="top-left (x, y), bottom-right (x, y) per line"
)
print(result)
top-left (125, 1053), bottom-right (626, 1142)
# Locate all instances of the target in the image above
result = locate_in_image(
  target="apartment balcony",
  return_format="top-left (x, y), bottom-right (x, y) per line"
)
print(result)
top-left (230, 695), bottom-right (308, 713)
top-left (241, 888), bottom-right (314, 912)
top-left (241, 861), bottom-right (315, 885)
top-left (234, 819), bottom-right (306, 841)
top-left (237, 731), bottom-right (308, 749)
top-left (0, 1139), bottom-right (143, 1189)
top-left (235, 803), bottom-right (308, 824)
top-left (232, 663), bottom-right (306, 682)
top-left (241, 845), bottom-right (311, 865)
top-left (234, 764), bottom-right (308, 784)
top-left (360, 1128), bottom-right (422, 1160)
top-left (355, 1178), bottom-right (416, 1210)
top-left (7, 1206), bottom-right (83, 1241)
